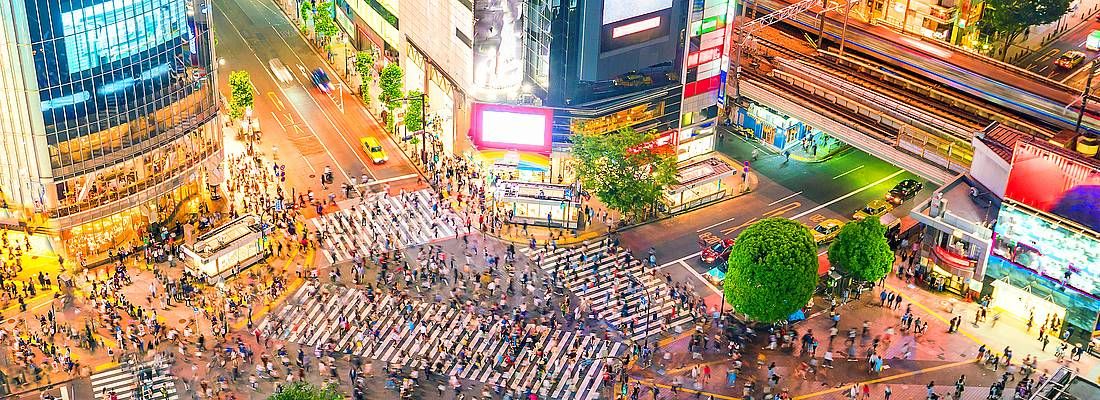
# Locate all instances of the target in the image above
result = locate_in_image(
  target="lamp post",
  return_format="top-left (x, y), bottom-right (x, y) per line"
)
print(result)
top-left (393, 92), bottom-right (429, 164)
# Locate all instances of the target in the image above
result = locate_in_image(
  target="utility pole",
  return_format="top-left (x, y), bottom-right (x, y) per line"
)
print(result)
top-left (1075, 58), bottom-right (1099, 134)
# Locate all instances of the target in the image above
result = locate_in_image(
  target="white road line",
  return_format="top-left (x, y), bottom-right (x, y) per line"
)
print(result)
top-left (832, 165), bottom-right (865, 180)
top-left (767, 191), bottom-right (803, 206)
top-left (657, 251), bottom-right (703, 270)
top-left (696, 216), bottom-right (737, 232)
top-left (791, 169), bottom-right (905, 220)
top-left (679, 260), bottom-right (722, 296)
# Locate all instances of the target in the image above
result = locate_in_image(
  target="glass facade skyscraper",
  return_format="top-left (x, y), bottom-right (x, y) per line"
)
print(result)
top-left (0, 0), bottom-right (222, 261)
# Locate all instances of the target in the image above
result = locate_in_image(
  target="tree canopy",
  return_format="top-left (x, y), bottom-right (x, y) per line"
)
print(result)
top-left (980, 0), bottom-right (1070, 45)
top-left (571, 127), bottom-right (676, 218)
top-left (827, 217), bottom-right (895, 282)
top-left (227, 70), bottom-right (254, 120)
top-left (267, 382), bottom-right (342, 400)
top-left (724, 218), bottom-right (819, 323)
top-left (314, 2), bottom-right (340, 42)
top-left (405, 89), bottom-right (425, 133)
top-left (378, 63), bottom-right (405, 112)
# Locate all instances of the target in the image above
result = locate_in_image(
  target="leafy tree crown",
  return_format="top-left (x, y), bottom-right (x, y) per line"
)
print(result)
top-left (827, 216), bottom-right (895, 282)
top-left (724, 218), bottom-right (819, 323)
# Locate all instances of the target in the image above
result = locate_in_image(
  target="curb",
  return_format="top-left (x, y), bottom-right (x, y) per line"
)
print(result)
top-left (789, 145), bottom-right (854, 164)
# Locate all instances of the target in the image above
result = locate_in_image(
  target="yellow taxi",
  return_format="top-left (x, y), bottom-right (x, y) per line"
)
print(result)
top-left (853, 199), bottom-right (893, 220)
top-left (812, 219), bottom-right (845, 244)
top-left (360, 136), bottom-right (387, 164)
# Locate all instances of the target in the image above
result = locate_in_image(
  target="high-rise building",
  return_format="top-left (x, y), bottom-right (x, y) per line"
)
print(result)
top-left (0, 0), bottom-right (222, 262)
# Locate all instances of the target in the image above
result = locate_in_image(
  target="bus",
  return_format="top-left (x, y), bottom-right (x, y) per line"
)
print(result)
top-left (1087, 30), bottom-right (1100, 51)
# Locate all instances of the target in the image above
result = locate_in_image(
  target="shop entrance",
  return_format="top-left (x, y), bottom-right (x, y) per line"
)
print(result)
top-left (990, 279), bottom-right (1067, 327)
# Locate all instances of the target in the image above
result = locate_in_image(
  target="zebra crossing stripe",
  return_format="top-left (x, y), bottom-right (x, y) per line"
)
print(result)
top-left (90, 362), bottom-right (178, 400)
top-left (262, 286), bottom-right (621, 399)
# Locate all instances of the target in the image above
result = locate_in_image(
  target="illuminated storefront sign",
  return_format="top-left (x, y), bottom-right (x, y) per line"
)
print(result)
top-left (627, 130), bottom-right (678, 155)
top-left (612, 16), bottom-right (663, 38)
top-left (687, 46), bottom-right (723, 68)
top-left (570, 102), bottom-right (665, 135)
top-left (993, 205), bottom-right (1100, 299)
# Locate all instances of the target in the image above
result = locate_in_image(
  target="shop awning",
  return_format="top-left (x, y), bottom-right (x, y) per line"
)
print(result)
top-left (932, 245), bottom-right (976, 278)
top-left (706, 267), bottom-right (725, 282)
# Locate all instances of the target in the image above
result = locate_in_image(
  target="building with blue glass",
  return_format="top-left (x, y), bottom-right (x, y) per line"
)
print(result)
top-left (0, 0), bottom-right (222, 261)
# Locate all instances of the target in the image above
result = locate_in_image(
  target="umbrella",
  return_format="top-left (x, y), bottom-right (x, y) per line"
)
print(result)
top-left (705, 267), bottom-right (725, 282)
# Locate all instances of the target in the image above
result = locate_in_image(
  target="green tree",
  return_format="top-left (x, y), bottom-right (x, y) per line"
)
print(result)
top-left (827, 217), bottom-right (895, 283)
top-left (724, 218), bottom-right (819, 323)
top-left (299, 1), bottom-right (313, 25)
top-left (378, 63), bottom-right (405, 112)
top-left (979, 0), bottom-right (1070, 59)
top-left (354, 49), bottom-right (377, 99)
top-left (571, 127), bottom-right (676, 218)
top-left (405, 90), bottom-right (425, 133)
top-left (267, 382), bottom-right (342, 400)
top-left (314, 2), bottom-right (339, 43)
top-left (227, 70), bottom-right (254, 120)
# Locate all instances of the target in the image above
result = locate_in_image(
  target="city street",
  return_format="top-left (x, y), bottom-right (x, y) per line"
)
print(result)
top-left (212, 0), bottom-right (419, 192)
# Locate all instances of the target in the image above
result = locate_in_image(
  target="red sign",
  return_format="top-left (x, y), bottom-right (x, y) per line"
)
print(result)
top-left (628, 130), bottom-right (678, 155)
top-left (1004, 140), bottom-right (1100, 232)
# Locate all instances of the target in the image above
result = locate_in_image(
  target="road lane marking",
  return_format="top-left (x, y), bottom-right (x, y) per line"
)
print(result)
top-left (695, 216), bottom-right (737, 232)
top-left (679, 259), bottom-right (721, 296)
top-left (657, 252), bottom-right (703, 270)
top-left (767, 191), bottom-right (803, 206)
top-left (763, 201), bottom-right (800, 217)
top-left (791, 169), bottom-right (905, 220)
top-left (832, 164), bottom-right (865, 179)
top-left (792, 359), bottom-right (977, 400)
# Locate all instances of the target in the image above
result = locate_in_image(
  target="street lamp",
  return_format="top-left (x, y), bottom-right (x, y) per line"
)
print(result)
top-left (392, 92), bottom-right (429, 164)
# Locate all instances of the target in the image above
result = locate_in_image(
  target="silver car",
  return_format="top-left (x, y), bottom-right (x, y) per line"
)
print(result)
top-left (269, 58), bottom-right (293, 83)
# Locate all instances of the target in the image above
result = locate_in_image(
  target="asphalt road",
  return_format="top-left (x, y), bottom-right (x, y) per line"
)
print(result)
top-left (621, 132), bottom-right (934, 297)
top-left (1017, 17), bottom-right (1100, 85)
top-left (212, 0), bottom-right (417, 193)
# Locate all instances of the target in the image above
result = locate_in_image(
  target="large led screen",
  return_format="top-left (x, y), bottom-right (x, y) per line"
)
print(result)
top-left (472, 0), bottom-right (525, 94)
top-left (993, 206), bottom-right (1100, 298)
top-left (470, 103), bottom-right (553, 154)
top-left (1003, 140), bottom-right (1100, 232)
top-left (62, 0), bottom-right (188, 74)
top-left (603, 0), bottom-right (672, 25)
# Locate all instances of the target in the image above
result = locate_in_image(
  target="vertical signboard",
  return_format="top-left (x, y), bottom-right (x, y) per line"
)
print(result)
top-left (472, 0), bottom-right (526, 96)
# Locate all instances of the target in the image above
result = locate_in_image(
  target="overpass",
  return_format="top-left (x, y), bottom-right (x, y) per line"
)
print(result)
top-left (752, 0), bottom-right (1100, 136)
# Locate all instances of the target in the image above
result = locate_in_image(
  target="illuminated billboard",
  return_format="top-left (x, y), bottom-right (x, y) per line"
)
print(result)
top-left (62, 0), bottom-right (188, 74)
top-left (1004, 140), bottom-right (1100, 232)
top-left (470, 103), bottom-right (553, 154)
top-left (603, 0), bottom-right (672, 25)
top-left (472, 0), bottom-right (526, 96)
top-left (993, 206), bottom-right (1100, 298)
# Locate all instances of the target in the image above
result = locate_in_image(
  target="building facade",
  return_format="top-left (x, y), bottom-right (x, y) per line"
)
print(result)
top-left (0, 0), bottom-right (222, 261)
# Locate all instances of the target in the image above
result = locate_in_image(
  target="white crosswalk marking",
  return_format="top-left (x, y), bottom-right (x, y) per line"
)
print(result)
top-left (312, 189), bottom-right (466, 264)
top-left (261, 284), bottom-right (621, 400)
top-left (520, 241), bottom-right (696, 342)
top-left (90, 361), bottom-right (178, 400)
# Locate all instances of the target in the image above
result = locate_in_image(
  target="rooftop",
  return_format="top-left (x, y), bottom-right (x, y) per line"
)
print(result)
top-left (978, 122), bottom-right (1029, 163)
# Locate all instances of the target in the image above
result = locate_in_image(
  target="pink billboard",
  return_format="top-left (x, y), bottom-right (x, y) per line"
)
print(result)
top-left (470, 103), bottom-right (554, 154)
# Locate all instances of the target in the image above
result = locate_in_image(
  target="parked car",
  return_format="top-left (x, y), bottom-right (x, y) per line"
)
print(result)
top-left (700, 238), bottom-right (736, 265)
top-left (853, 199), bottom-right (893, 220)
top-left (885, 179), bottom-right (924, 205)
top-left (360, 136), bottom-right (387, 164)
top-left (812, 219), bottom-right (845, 244)
top-left (310, 68), bottom-right (334, 93)
top-left (1055, 50), bottom-right (1086, 69)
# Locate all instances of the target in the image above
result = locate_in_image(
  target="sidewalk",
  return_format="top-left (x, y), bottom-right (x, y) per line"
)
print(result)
top-left (627, 264), bottom-right (1100, 399)
top-left (1006, 0), bottom-right (1100, 63)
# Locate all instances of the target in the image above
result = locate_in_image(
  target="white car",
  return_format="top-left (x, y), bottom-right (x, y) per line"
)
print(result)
top-left (269, 58), bottom-right (293, 83)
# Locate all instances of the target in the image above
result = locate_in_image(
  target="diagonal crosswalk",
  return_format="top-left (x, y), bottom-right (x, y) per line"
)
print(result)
top-left (520, 241), bottom-right (696, 343)
top-left (90, 361), bottom-right (177, 400)
top-left (260, 284), bottom-right (621, 399)
top-left (311, 189), bottom-right (466, 263)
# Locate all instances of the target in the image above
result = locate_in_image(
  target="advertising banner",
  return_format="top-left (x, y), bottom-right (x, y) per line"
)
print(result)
top-left (1004, 140), bottom-right (1100, 232)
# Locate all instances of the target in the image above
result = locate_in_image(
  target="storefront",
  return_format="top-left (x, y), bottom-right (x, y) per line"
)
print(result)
top-left (737, 101), bottom-right (824, 152)
top-left (494, 180), bottom-right (582, 229)
top-left (984, 204), bottom-right (1100, 345)
top-left (477, 150), bottom-right (551, 183)
top-left (404, 41), bottom-right (460, 155)
top-left (665, 157), bottom-right (734, 214)
top-left (676, 125), bottom-right (716, 162)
